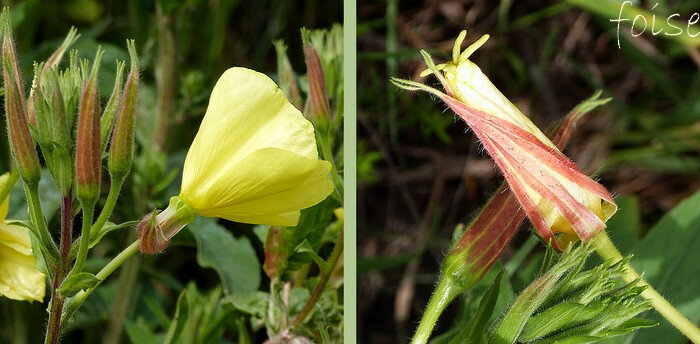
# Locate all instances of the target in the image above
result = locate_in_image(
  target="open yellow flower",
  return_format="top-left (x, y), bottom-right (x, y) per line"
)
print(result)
top-left (138, 67), bottom-right (333, 253)
top-left (394, 30), bottom-right (617, 248)
top-left (0, 173), bottom-right (45, 301)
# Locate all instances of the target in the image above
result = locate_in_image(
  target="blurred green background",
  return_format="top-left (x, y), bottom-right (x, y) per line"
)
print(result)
top-left (0, 0), bottom-right (342, 343)
top-left (357, 1), bottom-right (700, 343)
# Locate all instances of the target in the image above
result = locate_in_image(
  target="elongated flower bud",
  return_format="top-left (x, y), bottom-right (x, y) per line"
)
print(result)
top-left (444, 92), bottom-right (611, 290)
top-left (2, 12), bottom-right (40, 186)
top-left (75, 49), bottom-right (103, 203)
top-left (393, 30), bottom-right (617, 249)
top-left (137, 196), bottom-right (195, 254)
top-left (108, 40), bottom-right (139, 181)
top-left (302, 30), bottom-right (330, 120)
top-left (100, 60), bottom-right (125, 150)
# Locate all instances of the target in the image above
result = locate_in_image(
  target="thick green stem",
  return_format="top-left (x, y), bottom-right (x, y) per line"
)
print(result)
top-left (61, 240), bottom-right (140, 327)
top-left (90, 177), bottom-right (124, 238)
top-left (410, 274), bottom-right (462, 344)
top-left (293, 227), bottom-right (344, 327)
top-left (70, 202), bottom-right (95, 275)
top-left (592, 231), bottom-right (700, 343)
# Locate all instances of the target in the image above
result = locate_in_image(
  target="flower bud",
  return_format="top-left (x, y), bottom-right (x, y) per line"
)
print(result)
top-left (393, 31), bottom-right (617, 248)
top-left (75, 48), bottom-right (103, 203)
top-left (137, 196), bottom-right (195, 254)
top-left (2, 11), bottom-right (40, 186)
top-left (302, 30), bottom-right (330, 120)
top-left (100, 60), bottom-right (125, 150)
top-left (27, 27), bottom-right (79, 129)
top-left (108, 40), bottom-right (139, 181)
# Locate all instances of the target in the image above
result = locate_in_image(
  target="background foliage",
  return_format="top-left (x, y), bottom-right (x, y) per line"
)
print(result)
top-left (0, 0), bottom-right (343, 343)
top-left (357, 0), bottom-right (700, 343)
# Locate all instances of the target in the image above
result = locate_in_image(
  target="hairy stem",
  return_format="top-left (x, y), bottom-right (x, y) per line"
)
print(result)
top-left (592, 231), bottom-right (700, 343)
top-left (61, 240), bottom-right (140, 327)
top-left (44, 194), bottom-right (73, 344)
top-left (410, 274), bottom-right (461, 344)
top-left (70, 202), bottom-right (95, 275)
top-left (293, 227), bottom-right (344, 327)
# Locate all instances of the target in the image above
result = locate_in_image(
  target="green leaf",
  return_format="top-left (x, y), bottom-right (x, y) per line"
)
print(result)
top-left (519, 301), bottom-right (604, 341)
top-left (222, 291), bottom-right (269, 317)
top-left (613, 190), bottom-right (700, 344)
top-left (89, 220), bottom-right (139, 248)
top-left (163, 289), bottom-right (190, 344)
top-left (450, 270), bottom-right (503, 344)
top-left (295, 240), bottom-right (329, 272)
top-left (489, 245), bottom-right (593, 344)
top-left (189, 217), bottom-right (261, 294)
top-left (58, 272), bottom-right (101, 297)
top-left (125, 319), bottom-right (163, 344)
top-left (284, 197), bottom-right (337, 267)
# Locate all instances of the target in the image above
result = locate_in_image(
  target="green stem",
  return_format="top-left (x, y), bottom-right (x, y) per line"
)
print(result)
top-left (592, 231), bottom-right (700, 343)
top-left (61, 240), bottom-right (140, 326)
top-left (91, 177), bottom-right (124, 238)
top-left (24, 182), bottom-right (58, 257)
top-left (70, 202), bottom-right (95, 275)
top-left (410, 274), bottom-right (462, 344)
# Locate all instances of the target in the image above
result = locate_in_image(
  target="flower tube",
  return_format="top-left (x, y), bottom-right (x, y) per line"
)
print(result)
top-left (138, 67), bottom-right (333, 253)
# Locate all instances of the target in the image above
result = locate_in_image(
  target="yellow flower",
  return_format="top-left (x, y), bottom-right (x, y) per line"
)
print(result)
top-left (0, 173), bottom-right (45, 301)
top-left (138, 67), bottom-right (333, 254)
top-left (395, 31), bottom-right (617, 247)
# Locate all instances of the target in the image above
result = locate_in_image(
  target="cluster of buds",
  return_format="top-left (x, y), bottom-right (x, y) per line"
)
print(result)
top-left (1, 8), bottom-right (140, 269)
top-left (489, 244), bottom-right (652, 342)
top-left (1, 16), bottom-right (140, 198)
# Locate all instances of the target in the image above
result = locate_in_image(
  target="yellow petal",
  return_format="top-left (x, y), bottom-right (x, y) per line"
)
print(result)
top-left (180, 67), bottom-right (333, 226)
top-left (0, 222), bottom-right (32, 255)
top-left (182, 67), bottom-right (319, 195)
top-left (0, 224), bottom-right (45, 302)
top-left (444, 60), bottom-right (554, 149)
top-left (184, 147), bottom-right (333, 226)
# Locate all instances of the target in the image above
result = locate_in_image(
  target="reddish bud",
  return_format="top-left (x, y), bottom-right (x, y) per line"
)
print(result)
top-left (108, 40), bottom-right (139, 181)
top-left (75, 49), bottom-right (103, 203)
top-left (137, 196), bottom-right (195, 254)
top-left (302, 32), bottom-right (330, 120)
top-left (264, 227), bottom-right (288, 279)
top-left (2, 13), bottom-right (40, 186)
top-left (445, 92), bottom-right (612, 289)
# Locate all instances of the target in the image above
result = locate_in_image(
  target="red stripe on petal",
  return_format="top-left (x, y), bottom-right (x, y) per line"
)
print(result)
top-left (442, 95), bottom-right (608, 242)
